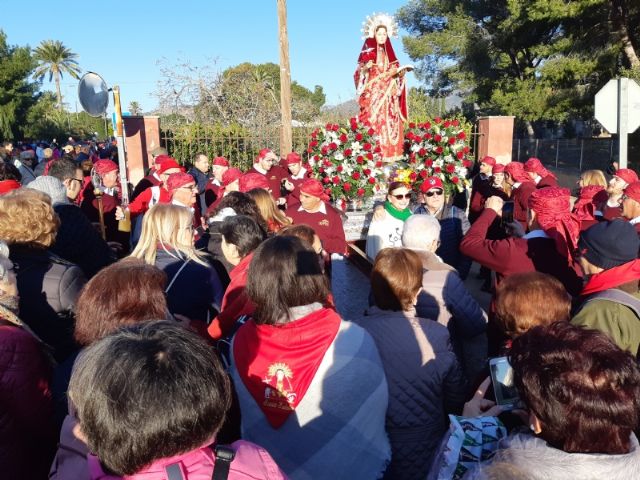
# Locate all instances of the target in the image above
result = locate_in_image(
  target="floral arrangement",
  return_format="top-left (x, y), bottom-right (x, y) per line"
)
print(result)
top-left (403, 117), bottom-right (473, 194)
top-left (307, 117), bottom-right (387, 202)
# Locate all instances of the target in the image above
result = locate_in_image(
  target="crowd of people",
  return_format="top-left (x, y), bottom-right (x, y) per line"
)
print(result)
top-left (1, 137), bottom-right (640, 480)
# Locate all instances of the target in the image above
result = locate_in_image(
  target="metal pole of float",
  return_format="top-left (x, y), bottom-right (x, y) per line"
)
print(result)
top-left (618, 78), bottom-right (629, 169)
top-left (112, 86), bottom-right (131, 232)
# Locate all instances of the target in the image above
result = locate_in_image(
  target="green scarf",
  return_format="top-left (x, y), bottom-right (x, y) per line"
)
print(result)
top-left (384, 201), bottom-right (412, 221)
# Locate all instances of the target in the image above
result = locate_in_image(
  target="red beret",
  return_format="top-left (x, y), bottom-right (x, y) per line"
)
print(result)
top-left (286, 152), bottom-right (302, 165)
top-left (299, 178), bottom-right (329, 201)
top-left (480, 156), bottom-right (496, 167)
top-left (213, 156), bottom-right (229, 167)
top-left (93, 159), bottom-right (118, 176)
top-left (0, 179), bottom-right (21, 195)
top-left (525, 157), bottom-right (556, 179)
top-left (504, 162), bottom-right (531, 183)
top-left (154, 154), bottom-right (171, 165)
top-left (158, 158), bottom-right (182, 174)
top-left (166, 172), bottom-right (195, 192)
top-left (624, 181), bottom-right (640, 204)
top-left (222, 168), bottom-right (242, 186)
top-left (255, 148), bottom-right (277, 163)
top-left (239, 173), bottom-right (270, 192)
top-left (420, 176), bottom-right (443, 193)
top-left (492, 163), bottom-right (505, 174)
top-left (615, 168), bottom-right (638, 185)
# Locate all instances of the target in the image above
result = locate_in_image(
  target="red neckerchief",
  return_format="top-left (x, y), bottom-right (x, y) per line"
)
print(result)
top-left (233, 307), bottom-right (341, 429)
top-left (582, 259), bottom-right (640, 295)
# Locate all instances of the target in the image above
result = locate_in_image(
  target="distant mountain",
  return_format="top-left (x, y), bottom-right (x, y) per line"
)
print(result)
top-left (321, 99), bottom-right (359, 119)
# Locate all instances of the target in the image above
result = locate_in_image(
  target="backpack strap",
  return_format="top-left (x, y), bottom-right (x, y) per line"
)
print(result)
top-left (580, 289), bottom-right (640, 319)
top-left (165, 260), bottom-right (190, 294)
top-left (216, 315), bottom-right (249, 370)
top-left (212, 445), bottom-right (235, 480)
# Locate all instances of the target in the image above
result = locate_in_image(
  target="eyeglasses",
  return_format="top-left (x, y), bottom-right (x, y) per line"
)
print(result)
top-left (425, 189), bottom-right (444, 197)
top-left (179, 185), bottom-right (198, 191)
top-left (70, 178), bottom-right (83, 185)
top-left (392, 193), bottom-right (412, 200)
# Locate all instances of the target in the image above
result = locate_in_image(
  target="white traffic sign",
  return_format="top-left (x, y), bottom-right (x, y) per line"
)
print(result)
top-left (595, 78), bottom-right (640, 134)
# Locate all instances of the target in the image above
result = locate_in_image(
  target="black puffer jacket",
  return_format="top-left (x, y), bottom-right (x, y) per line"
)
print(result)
top-left (10, 246), bottom-right (85, 362)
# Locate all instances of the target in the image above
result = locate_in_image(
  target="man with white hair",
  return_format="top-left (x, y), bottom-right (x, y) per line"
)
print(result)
top-left (402, 214), bottom-right (487, 380)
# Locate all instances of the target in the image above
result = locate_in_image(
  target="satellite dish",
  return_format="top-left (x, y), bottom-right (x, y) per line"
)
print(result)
top-left (78, 72), bottom-right (110, 117)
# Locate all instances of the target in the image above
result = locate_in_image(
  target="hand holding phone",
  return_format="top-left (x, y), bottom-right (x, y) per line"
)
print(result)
top-left (489, 356), bottom-right (522, 410)
top-left (501, 201), bottom-right (515, 225)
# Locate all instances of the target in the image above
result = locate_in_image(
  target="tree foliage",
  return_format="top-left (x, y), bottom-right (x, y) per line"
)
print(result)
top-left (32, 40), bottom-right (81, 110)
top-left (397, 0), bottom-right (640, 136)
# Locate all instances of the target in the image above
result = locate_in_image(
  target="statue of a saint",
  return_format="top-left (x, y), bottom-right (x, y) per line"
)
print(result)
top-left (354, 13), bottom-right (411, 162)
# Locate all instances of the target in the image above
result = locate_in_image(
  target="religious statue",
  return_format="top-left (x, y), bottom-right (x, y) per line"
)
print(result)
top-left (354, 13), bottom-right (411, 162)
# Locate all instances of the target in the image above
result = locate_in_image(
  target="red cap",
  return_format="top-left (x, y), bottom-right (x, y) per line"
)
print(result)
top-left (615, 168), bottom-right (639, 185)
top-left (93, 159), bottom-right (118, 176)
top-left (624, 181), bottom-right (640, 204)
top-left (239, 173), bottom-right (270, 192)
top-left (255, 148), bottom-right (277, 163)
top-left (420, 176), bottom-right (443, 193)
top-left (285, 152), bottom-right (302, 165)
top-left (158, 158), bottom-right (183, 174)
top-left (480, 156), bottom-right (496, 167)
top-left (166, 172), bottom-right (195, 193)
top-left (524, 157), bottom-right (556, 179)
top-left (504, 162), bottom-right (531, 183)
top-left (222, 168), bottom-right (242, 187)
top-left (212, 156), bottom-right (229, 167)
top-left (299, 178), bottom-right (329, 201)
top-left (0, 179), bottom-right (21, 195)
top-left (154, 154), bottom-right (171, 165)
top-left (492, 163), bottom-right (505, 174)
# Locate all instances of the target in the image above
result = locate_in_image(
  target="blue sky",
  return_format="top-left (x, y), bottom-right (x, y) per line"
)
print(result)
top-left (4, 0), bottom-right (418, 113)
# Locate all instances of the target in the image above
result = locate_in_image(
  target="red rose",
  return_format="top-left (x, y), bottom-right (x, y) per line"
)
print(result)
top-left (339, 133), bottom-right (348, 143)
top-left (363, 143), bottom-right (372, 151)
top-left (344, 148), bottom-right (353, 157)
top-left (457, 131), bottom-right (466, 140)
top-left (325, 188), bottom-right (332, 196)
top-left (418, 148), bottom-right (426, 156)
top-left (448, 137), bottom-right (456, 145)
top-left (446, 164), bottom-right (455, 173)
top-left (457, 152), bottom-right (465, 160)
top-left (366, 152), bottom-right (374, 160)
top-left (374, 146), bottom-right (381, 154)
top-left (463, 159), bottom-right (472, 167)
top-left (419, 170), bottom-right (428, 178)
top-left (355, 132), bottom-right (363, 141)
top-left (434, 134), bottom-right (442, 143)
top-left (313, 155), bottom-right (320, 161)
top-left (425, 122), bottom-right (431, 129)
top-left (318, 167), bottom-right (325, 174)
top-left (351, 123), bottom-right (358, 132)
top-left (375, 161), bottom-right (383, 168)
top-left (425, 159), bottom-right (433, 167)
top-left (322, 177), bottom-right (330, 184)
top-left (406, 132), bottom-right (414, 141)
top-left (443, 120), bottom-right (451, 128)
top-left (409, 172), bottom-right (417, 181)
top-left (363, 168), bottom-right (371, 175)
top-left (309, 140), bottom-right (318, 148)
top-left (350, 117), bottom-right (357, 124)
top-left (311, 130), bottom-right (318, 139)
top-left (435, 146), bottom-right (443, 154)
top-left (357, 188), bottom-right (365, 197)
top-left (452, 119), bottom-right (460, 126)
top-left (332, 176), bottom-right (340, 185)
top-left (434, 166), bottom-right (441, 173)
top-left (367, 128), bottom-right (375, 135)
top-left (463, 146), bottom-right (470, 153)
top-left (337, 165), bottom-right (343, 172)
top-left (321, 146), bottom-right (328, 155)
top-left (307, 148), bottom-right (313, 153)
top-left (325, 123), bottom-right (332, 130)
top-left (452, 176), bottom-right (460, 184)
top-left (343, 182), bottom-right (352, 191)
top-left (434, 117), bottom-right (442, 124)
top-left (323, 159), bottom-right (331, 167)
top-left (334, 124), bottom-right (341, 131)
top-left (352, 172), bottom-right (361, 180)
top-left (329, 142), bottom-right (338, 151)
top-left (409, 122), bottom-right (416, 129)
top-left (356, 156), bottom-right (364, 164)
top-left (368, 177), bottom-right (376, 184)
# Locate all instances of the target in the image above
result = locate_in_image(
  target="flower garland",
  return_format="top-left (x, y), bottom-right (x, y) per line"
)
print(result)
top-left (307, 117), bottom-right (386, 201)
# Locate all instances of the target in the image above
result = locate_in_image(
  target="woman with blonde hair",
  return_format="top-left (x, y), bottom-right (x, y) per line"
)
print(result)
top-left (246, 187), bottom-right (291, 234)
top-left (130, 203), bottom-right (223, 323)
top-left (0, 189), bottom-right (85, 362)
top-left (578, 169), bottom-right (607, 188)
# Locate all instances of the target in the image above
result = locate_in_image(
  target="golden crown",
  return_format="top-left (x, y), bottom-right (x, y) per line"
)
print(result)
top-left (361, 12), bottom-right (399, 40)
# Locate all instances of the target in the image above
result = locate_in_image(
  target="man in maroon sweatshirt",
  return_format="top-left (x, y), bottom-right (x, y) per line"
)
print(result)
top-left (469, 156), bottom-right (496, 224)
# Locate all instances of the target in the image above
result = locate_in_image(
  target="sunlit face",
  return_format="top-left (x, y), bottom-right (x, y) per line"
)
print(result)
top-left (259, 152), bottom-right (277, 171)
top-left (212, 165), bottom-right (228, 181)
top-left (299, 192), bottom-right (322, 212)
top-left (388, 186), bottom-right (411, 211)
top-left (527, 171), bottom-right (538, 181)
top-left (288, 162), bottom-right (302, 176)
top-left (504, 173), bottom-right (515, 186)
top-left (194, 155), bottom-right (209, 174)
top-left (226, 179), bottom-right (239, 192)
top-left (479, 162), bottom-right (493, 175)
top-left (424, 187), bottom-right (445, 211)
top-left (173, 182), bottom-right (197, 206)
top-left (608, 176), bottom-right (627, 195)
top-left (493, 172), bottom-right (504, 186)
top-left (66, 168), bottom-right (84, 200)
top-left (102, 170), bottom-right (119, 189)
top-left (622, 195), bottom-right (640, 220)
top-left (375, 26), bottom-right (388, 46)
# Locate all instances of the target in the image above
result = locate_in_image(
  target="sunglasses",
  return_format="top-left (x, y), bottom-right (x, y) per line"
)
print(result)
top-left (425, 189), bottom-right (444, 197)
top-left (392, 193), bottom-right (412, 200)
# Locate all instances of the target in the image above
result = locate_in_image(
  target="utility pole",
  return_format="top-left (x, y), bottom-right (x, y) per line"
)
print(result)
top-left (277, 0), bottom-right (292, 155)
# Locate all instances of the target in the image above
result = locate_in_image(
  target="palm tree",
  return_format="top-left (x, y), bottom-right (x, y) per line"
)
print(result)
top-left (32, 40), bottom-right (82, 110)
top-left (128, 101), bottom-right (142, 116)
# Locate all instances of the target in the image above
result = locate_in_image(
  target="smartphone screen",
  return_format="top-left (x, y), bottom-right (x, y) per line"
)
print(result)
top-left (501, 201), bottom-right (515, 225)
top-left (489, 356), bottom-right (520, 408)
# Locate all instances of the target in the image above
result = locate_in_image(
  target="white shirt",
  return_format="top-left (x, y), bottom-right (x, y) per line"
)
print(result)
top-left (534, 175), bottom-right (542, 184)
top-left (298, 201), bottom-right (326, 214)
top-left (290, 167), bottom-right (307, 180)
top-left (630, 216), bottom-right (640, 225)
top-left (253, 164), bottom-right (268, 175)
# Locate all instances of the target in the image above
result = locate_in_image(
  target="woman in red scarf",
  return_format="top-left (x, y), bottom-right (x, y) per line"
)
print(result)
top-left (354, 14), bottom-right (408, 161)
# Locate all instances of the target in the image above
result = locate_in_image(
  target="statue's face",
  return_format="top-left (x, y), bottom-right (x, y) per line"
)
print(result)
top-left (375, 26), bottom-right (388, 46)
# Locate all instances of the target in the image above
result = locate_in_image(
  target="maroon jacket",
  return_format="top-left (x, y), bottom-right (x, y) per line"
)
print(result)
top-left (80, 185), bottom-right (129, 249)
top-left (131, 172), bottom-right (162, 201)
top-left (460, 209), bottom-right (583, 297)
top-left (286, 202), bottom-right (347, 255)
top-left (602, 204), bottom-right (623, 220)
top-left (536, 174), bottom-right (558, 188)
top-left (250, 165), bottom-right (288, 200)
top-left (511, 182), bottom-right (537, 229)
top-left (469, 174), bottom-right (493, 223)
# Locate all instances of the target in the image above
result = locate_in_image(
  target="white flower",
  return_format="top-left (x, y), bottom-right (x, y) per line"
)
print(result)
top-left (334, 153), bottom-right (344, 161)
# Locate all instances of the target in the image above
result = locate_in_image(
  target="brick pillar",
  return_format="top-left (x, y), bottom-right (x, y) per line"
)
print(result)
top-left (477, 116), bottom-right (515, 164)
top-left (123, 116), bottom-right (161, 186)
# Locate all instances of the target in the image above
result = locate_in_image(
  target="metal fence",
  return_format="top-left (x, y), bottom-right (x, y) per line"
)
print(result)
top-left (512, 137), bottom-right (640, 173)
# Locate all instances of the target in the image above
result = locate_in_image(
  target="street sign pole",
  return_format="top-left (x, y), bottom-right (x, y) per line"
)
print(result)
top-left (619, 78), bottom-right (629, 169)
